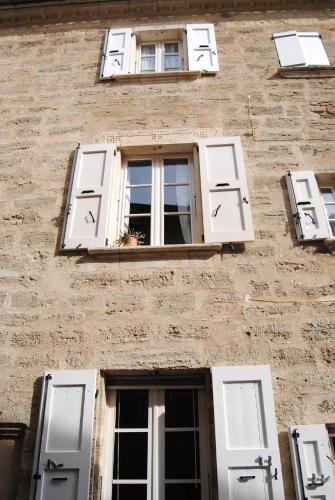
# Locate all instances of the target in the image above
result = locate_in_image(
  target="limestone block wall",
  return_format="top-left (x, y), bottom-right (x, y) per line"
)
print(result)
top-left (0, 2), bottom-right (334, 498)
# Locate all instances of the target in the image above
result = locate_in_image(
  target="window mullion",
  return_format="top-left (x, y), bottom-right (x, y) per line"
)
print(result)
top-left (152, 389), bottom-right (165, 500)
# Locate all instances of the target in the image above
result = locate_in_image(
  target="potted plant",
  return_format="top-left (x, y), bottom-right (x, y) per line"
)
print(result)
top-left (115, 229), bottom-right (145, 247)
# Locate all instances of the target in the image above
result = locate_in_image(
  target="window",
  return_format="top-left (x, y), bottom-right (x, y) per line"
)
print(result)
top-left (139, 42), bottom-right (181, 73)
top-left (100, 24), bottom-right (219, 78)
top-left (273, 31), bottom-right (330, 67)
top-left (286, 171), bottom-right (335, 241)
top-left (288, 424), bottom-right (335, 498)
top-left (122, 156), bottom-right (193, 246)
top-left (104, 387), bottom-right (208, 500)
top-left (60, 137), bottom-right (255, 251)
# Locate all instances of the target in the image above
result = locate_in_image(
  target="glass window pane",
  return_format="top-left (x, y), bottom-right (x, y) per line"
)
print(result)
top-left (330, 221), bottom-right (335, 237)
top-left (165, 431), bottom-right (200, 480)
top-left (125, 187), bottom-right (151, 214)
top-left (320, 188), bottom-right (335, 202)
top-left (164, 55), bottom-right (180, 70)
top-left (127, 161), bottom-right (152, 185)
top-left (164, 186), bottom-right (190, 213)
top-left (125, 217), bottom-right (151, 246)
top-left (325, 204), bottom-right (335, 219)
top-left (165, 42), bottom-right (179, 54)
top-left (164, 215), bottom-right (191, 245)
top-left (165, 390), bottom-right (198, 428)
top-left (112, 484), bottom-right (147, 500)
top-left (115, 390), bottom-right (148, 429)
top-left (141, 56), bottom-right (155, 72)
top-left (141, 44), bottom-right (155, 56)
top-left (113, 433), bottom-right (148, 480)
top-left (165, 484), bottom-right (201, 500)
top-left (164, 159), bottom-right (189, 184)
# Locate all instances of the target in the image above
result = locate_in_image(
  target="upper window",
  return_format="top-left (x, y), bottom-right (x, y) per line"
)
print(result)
top-left (273, 31), bottom-right (330, 67)
top-left (60, 137), bottom-right (255, 251)
top-left (100, 24), bottom-right (219, 79)
top-left (286, 170), bottom-right (335, 241)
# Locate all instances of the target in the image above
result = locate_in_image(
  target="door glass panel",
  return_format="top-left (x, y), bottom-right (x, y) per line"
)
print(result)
top-left (164, 186), bottom-right (190, 212)
top-left (165, 390), bottom-right (198, 428)
top-left (124, 217), bottom-right (151, 245)
top-left (115, 390), bottom-right (149, 428)
top-left (165, 483), bottom-right (201, 500)
top-left (164, 215), bottom-right (191, 244)
top-left (127, 161), bottom-right (152, 185)
top-left (165, 431), bottom-right (200, 479)
top-left (125, 187), bottom-right (151, 214)
top-left (112, 484), bottom-right (147, 500)
top-left (113, 433), bottom-right (148, 479)
top-left (164, 159), bottom-right (189, 183)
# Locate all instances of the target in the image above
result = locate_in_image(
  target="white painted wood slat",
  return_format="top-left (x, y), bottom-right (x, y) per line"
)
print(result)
top-left (285, 170), bottom-right (329, 241)
top-left (211, 365), bottom-right (285, 500)
top-left (288, 424), bottom-right (335, 500)
top-left (61, 144), bottom-right (115, 250)
top-left (30, 370), bottom-right (96, 500)
top-left (198, 137), bottom-right (254, 243)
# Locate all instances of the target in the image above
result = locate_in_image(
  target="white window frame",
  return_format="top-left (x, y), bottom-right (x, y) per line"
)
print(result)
top-left (320, 186), bottom-right (335, 238)
top-left (138, 41), bottom-right (182, 74)
top-left (102, 386), bottom-right (209, 500)
top-left (120, 154), bottom-right (196, 246)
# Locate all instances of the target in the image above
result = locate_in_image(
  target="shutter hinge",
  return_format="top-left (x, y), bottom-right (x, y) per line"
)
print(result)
top-left (105, 238), bottom-right (109, 246)
top-left (196, 145), bottom-right (199, 152)
top-left (292, 429), bottom-right (300, 439)
top-left (61, 243), bottom-right (66, 249)
top-left (33, 472), bottom-right (41, 480)
top-left (201, 234), bottom-right (204, 242)
top-left (114, 149), bottom-right (117, 156)
top-left (46, 373), bottom-right (52, 380)
top-left (95, 389), bottom-right (99, 399)
top-left (76, 143), bottom-right (80, 149)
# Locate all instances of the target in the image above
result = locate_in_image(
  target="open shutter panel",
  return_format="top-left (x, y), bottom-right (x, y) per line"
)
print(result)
top-left (61, 143), bottom-right (115, 250)
top-left (289, 424), bottom-right (335, 500)
top-left (285, 170), bottom-right (329, 241)
top-left (101, 28), bottom-right (132, 77)
top-left (31, 370), bottom-right (96, 500)
top-left (186, 24), bottom-right (219, 72)
top-left (273, 31), bottom-right (330, 67)
top-left (212, 365), bottom-right (285, 500)
top-left (198, 137), bottom-right (254, 243)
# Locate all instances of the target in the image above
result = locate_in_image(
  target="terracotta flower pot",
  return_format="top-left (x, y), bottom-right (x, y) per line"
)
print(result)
top-left (123, 235), bottom-right (138, 246)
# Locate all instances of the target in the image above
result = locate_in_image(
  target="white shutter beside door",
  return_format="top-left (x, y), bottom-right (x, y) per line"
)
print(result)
top-left (285, 170), bottom-right (329, 241)
top-left (186, 24), bottom-right (219, 72)
top-left (289, 424), bottom-right (335, 500)
top-left (211, 365), bottom-right (285, 500)
top-left (198, 137), bottom-right (254, 243)
top-left (61, 143), bottom-right (115, 250)
top-left (100, 28), bottom-right (132, 77)
top-left (30, 370), bottom-right (96, 500)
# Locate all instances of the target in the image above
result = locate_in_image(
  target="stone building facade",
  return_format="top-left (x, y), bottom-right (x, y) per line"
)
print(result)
top-left (0, 0), bottom-right (335, 499)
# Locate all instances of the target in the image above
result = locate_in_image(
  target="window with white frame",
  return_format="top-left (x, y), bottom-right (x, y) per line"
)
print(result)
top-left (273, 31), bottom-right (330, 67)
top-left (100, 24), bottom-right (219, 78)
top-left (60, 137), bottom-right (255, 251)
top-left (286, 171), bottom-right (335, 241)
top-left (122, 156), bottom-right (193, 246)
top-left (104, 387), bottom-right (208, 500)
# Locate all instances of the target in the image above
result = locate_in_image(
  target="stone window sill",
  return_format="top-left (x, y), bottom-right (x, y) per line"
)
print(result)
top-left (100, 70), bottom-right (203, 81)
top-left (277, 65), bottom-right (335, 78)
top-left (87, 243), bottom-right (222, 256)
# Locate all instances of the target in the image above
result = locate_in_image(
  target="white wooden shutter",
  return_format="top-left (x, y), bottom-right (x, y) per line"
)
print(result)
top-left (100, 28), bottom-right (132, 77)
top-left (285, 170), bottom-right (329, 241)
top-left (198, 137), bottom-right (254, 243)
top-left (186, 24), bottom-right (219, 72)
top-left (289, 424), bottom-right (335, 500)
top-left (273, 31), bottom-right (330, 67)
top-left (212, 365), bottom-right (285, 500)
top-left (61, 143), bottom-right (115, 250)
top-left (30, 370), bottom-right (96, 500)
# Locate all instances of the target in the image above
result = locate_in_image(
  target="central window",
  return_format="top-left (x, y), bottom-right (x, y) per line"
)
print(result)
top-left (122, 156), bottom-right (193, 245)
top-left (139, 42), bottom-right (181, 73)
top-left (105, 388), bottom-right (208, 500)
